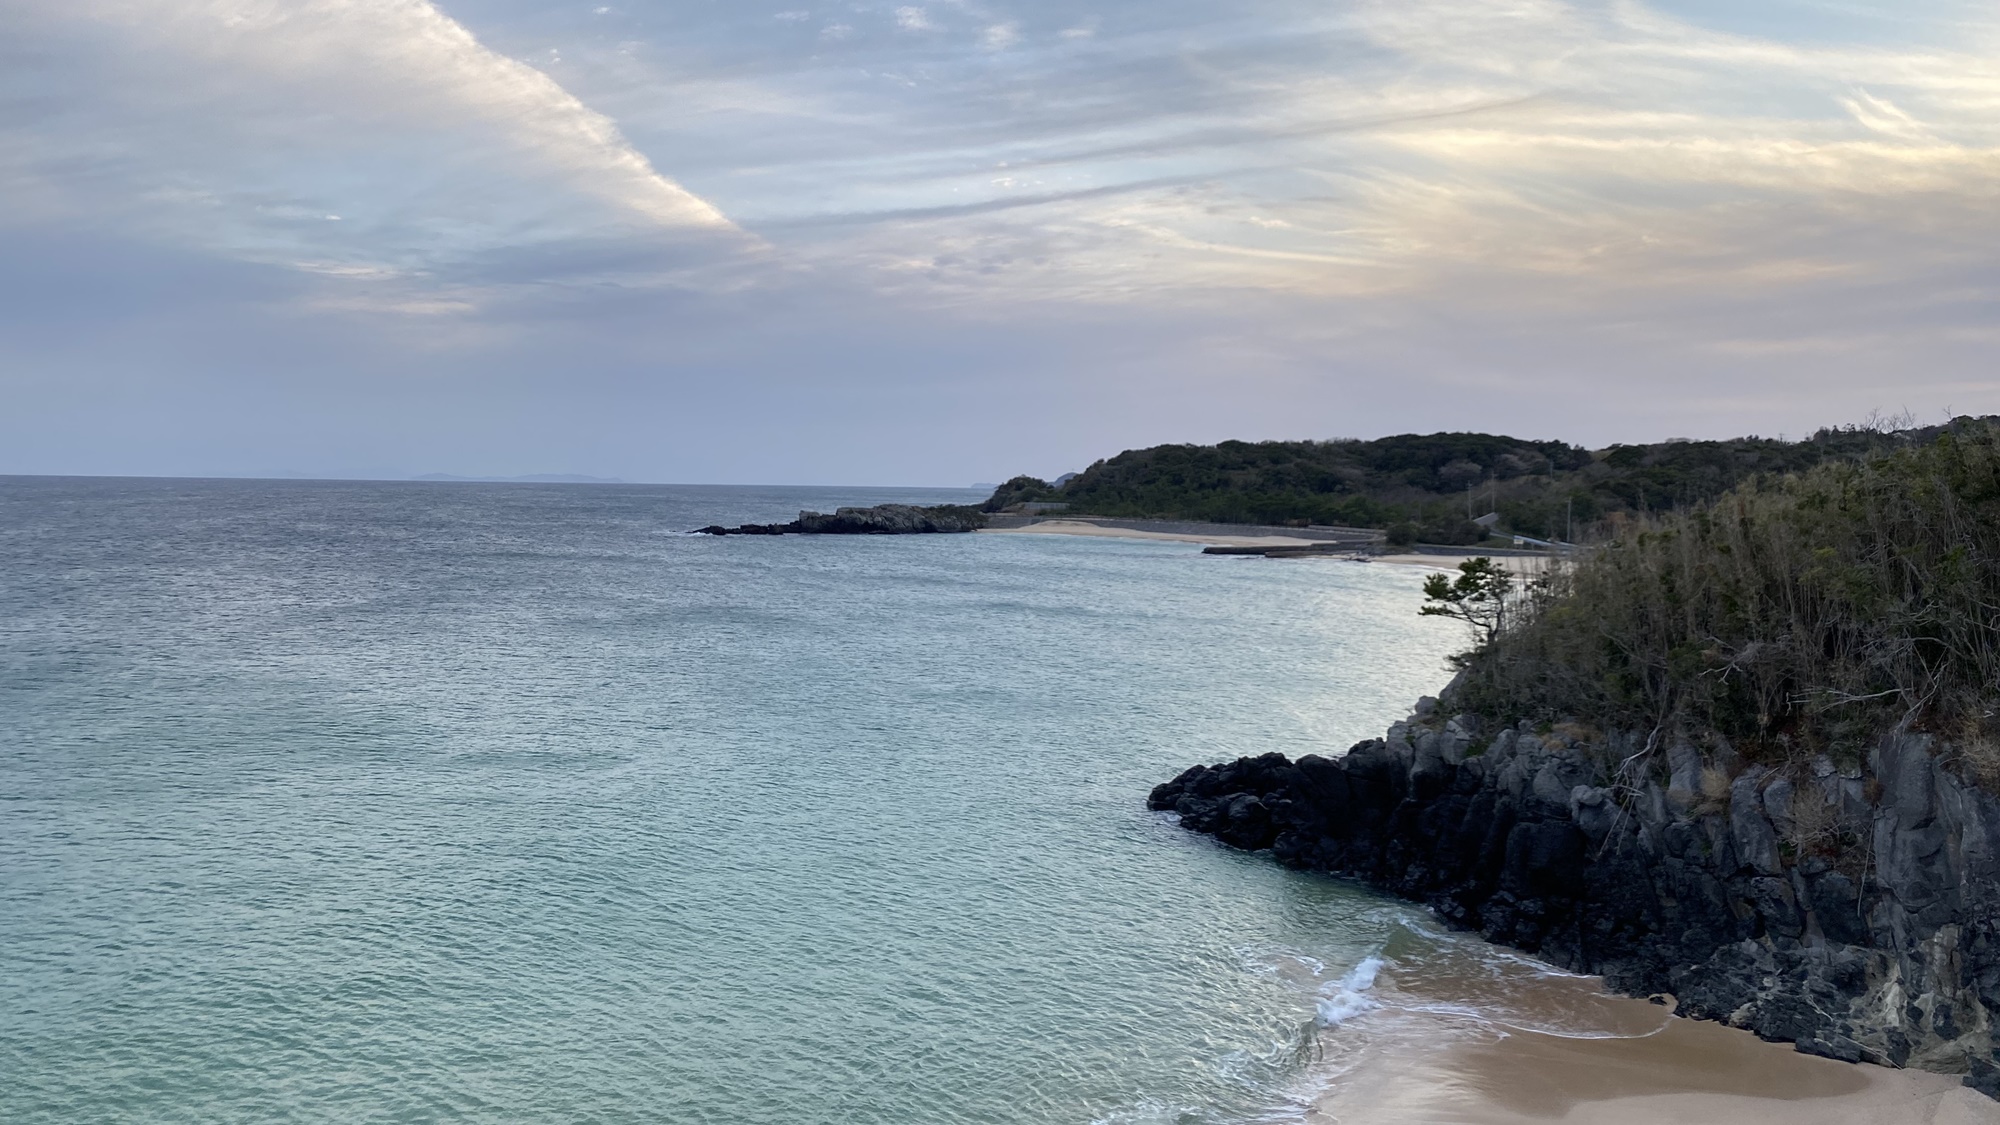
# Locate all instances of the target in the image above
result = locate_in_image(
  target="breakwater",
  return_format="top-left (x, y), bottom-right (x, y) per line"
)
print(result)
top-left (1150, 699), bottom-right (2000, 1097)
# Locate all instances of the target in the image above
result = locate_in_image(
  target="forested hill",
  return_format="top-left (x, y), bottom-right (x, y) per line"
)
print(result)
top-left (983, 420), bottom-right (1985, 543)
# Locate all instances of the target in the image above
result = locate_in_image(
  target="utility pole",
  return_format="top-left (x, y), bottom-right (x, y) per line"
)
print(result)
top-left (1566, 497), bottom-right (1573, 546)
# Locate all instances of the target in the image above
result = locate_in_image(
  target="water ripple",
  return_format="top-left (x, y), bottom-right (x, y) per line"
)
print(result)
top-left (0, 478), bottom-right (1464, 1125)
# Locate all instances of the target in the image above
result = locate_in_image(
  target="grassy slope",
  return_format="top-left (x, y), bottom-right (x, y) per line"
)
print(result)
top-left (1453, 419), bottom-right (2000, 790)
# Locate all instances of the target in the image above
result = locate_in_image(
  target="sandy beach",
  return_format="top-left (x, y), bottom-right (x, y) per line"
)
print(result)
top-left (1302, 946), bottom-right (1998, 1125)
top-left (981, 519), bottom-right (1556, 572)
top-left (1314, 1014), bottom-right (1991, 1125)
top-left (982, 519), bottom-right (1342, 548)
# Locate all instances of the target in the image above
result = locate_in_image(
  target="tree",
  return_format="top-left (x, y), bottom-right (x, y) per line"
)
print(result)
top-left (979, 476), bottom-right (1054, 512)
top-left (1420, 557), bottom-right (1514, 646)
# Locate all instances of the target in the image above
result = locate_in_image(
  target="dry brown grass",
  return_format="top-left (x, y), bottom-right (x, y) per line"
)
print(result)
top-left (1945, 713), bottom-right (2000, 792)
top-left (1692, 766), bottom-right (1734, 815)
top-left (1552, 721), bottom-right (1605, 747)
top-left (1453, 421), bottom-right (2000, 791)
top-left (1784, 782), bottom-right (1841, 859)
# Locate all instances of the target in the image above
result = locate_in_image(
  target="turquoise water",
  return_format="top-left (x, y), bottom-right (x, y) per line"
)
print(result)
top-left (1, 478), bottom-right (1465, 1124)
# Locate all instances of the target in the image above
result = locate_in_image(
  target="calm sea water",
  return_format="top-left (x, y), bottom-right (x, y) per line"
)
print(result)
top-left (2, 477), bottom-right (1474, 1125)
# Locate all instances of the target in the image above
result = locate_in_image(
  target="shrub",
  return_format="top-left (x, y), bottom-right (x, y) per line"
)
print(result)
top-left (1452, 420), bottom-right (2000, 782)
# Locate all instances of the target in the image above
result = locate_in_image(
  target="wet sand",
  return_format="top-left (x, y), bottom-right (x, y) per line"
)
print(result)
top-left (1312, 1016), bottom-right (1988, 1125)
top-left (1306, 946), bottom-right (1998, 1125)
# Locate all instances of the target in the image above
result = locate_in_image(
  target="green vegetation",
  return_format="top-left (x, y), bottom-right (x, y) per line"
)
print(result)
top-left (1447, 419), bottom-right (2000, 785)
top-left (1419, 558), bottom-right (1515, 646)
top-left (985, 421), bottom-right (1960, 543)
top-left (982, 476), bottom-right (1060, 512)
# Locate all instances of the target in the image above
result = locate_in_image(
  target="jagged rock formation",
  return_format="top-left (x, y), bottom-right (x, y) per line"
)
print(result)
top-left (694, 504), bottom-right (986, 536)
top-left (1149, 703), bottom-right (2000, 1097)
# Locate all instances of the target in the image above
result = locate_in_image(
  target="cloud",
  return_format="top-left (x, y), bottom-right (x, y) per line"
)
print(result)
top-left (1, 0), bottom-right (737, 277)
top-left (4, 0), bottom-right (1999, 483)
top-left (15, 0), bottom-right (1998, 315)
top-left (980, 22), bottom-right (1020, 50)
top-left (702, 0), bottom-right (2000, 316)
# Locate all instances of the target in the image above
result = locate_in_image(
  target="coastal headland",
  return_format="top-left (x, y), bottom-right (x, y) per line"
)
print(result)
top-left (1152, 421), bottom-right (2000, 1112)
top-left (687, 419), bottom-right (2000, 1117)
top-left (1153, 702), bottom-right (2000, 1115)
top-left (698, 422), bottom-right (2000, 552)
top-left (696, 505), bottom-right (1563, 569)
top-left (693, 503), bottom-right (985, 535)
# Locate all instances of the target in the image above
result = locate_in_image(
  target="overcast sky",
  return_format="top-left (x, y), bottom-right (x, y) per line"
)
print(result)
top-left (4, 0), bottom-right (1997, 483)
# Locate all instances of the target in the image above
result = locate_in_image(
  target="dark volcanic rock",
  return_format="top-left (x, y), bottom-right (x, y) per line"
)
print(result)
top-left (694, 522), bottom-right (790, 535)
top-left (1151, 720), bottom-right (2000, 1094)
top-left (694, 504), bottom-right (986, 536)
top-left (795, 505), bottom-right (985, 533)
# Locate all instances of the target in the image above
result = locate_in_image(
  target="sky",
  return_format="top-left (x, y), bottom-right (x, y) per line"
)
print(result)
top-left (3, 0), bottom-right (1998, 484)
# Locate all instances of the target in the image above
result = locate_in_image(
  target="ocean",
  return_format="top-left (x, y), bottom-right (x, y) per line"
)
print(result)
top-left (3, 476), bottom-right (1602, 1124)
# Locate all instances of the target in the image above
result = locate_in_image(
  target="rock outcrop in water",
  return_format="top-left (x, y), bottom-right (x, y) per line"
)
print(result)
top-left (694, 504), bottom-right (987, 536)
top-left (1150, 703), bottom-right (2000, 1097)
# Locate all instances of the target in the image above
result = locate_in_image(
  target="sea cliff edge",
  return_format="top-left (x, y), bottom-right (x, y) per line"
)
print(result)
top-left (1150, 697), bottom-right (2000, 1098)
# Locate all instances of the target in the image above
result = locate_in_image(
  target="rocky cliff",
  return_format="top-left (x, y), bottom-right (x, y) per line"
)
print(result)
top-left (694, 504), bottom-right (987, 535)
top-left (1150, 701), bottom-right (2000, 1097)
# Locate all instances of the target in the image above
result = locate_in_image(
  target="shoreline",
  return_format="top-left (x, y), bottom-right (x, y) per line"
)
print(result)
top-left (1319, 1008), bottom-right (1989, 1124)
top-left (1311, 944), bottom-right (1995, 1124)
top-left (979, 519), bottom-right (1557, 572)
top-left (1009, 512), bottom-right (1994, 1122)
top-left (1152, 707), bottom-right (2000, 1118)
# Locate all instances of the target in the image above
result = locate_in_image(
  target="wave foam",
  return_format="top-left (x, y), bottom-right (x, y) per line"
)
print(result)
top-left (1314, 956), bottom-right (1384, 1026)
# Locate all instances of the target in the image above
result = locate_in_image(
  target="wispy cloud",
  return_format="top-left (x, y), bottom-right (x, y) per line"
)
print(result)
top-left (688, 0), bottom-right (2000, 321)
top-left (3, 0), bottom-right (738, 275)
top-left (4, 0), bottom-right (1998, 482)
